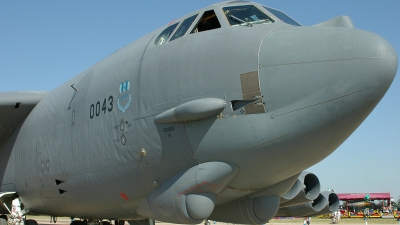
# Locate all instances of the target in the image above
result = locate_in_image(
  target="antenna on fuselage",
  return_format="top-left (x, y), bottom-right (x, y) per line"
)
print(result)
top-left (71, 84), bottom-right (78, 92)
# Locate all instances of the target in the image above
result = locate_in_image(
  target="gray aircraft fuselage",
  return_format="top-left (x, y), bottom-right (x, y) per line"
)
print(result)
top-left (0, 1), bottom-right (397, 223)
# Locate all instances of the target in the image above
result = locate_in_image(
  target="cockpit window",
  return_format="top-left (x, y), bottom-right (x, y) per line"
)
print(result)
top-left (223, 5), bottom-right (274, 26)
top-left (263, 6), bottom-right (301, 26)
top-left (170, 14), bottom-right (198, 42)
top-left (191, 10), bottom-right (221, 33)
top-left (155, 23), bottom-right (179, 45)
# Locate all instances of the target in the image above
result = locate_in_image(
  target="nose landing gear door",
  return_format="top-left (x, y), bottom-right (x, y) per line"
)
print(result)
top-left (240, 71), bottom-right (266, 114)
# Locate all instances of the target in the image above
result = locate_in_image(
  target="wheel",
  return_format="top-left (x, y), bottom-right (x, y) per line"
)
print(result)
top-left (0, 215), bottom-right (7, 222)
top-left (0, 218), bottom-right (6, 225)
top-left (25, 219), bottom-right (38, 225)
top-left (71, 221), bottom-right (86, 225)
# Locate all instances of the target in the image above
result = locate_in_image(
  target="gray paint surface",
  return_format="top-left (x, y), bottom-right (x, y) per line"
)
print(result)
top-left (0, 1), bottom-right (397, 223)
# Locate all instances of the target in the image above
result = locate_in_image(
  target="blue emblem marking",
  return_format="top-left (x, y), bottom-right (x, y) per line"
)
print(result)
top-left (117, 80), bottom-right (132, 113)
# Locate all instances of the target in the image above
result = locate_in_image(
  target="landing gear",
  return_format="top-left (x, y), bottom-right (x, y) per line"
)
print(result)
top-left (204, 220), bottom-right (210, 225)
top-left (0, 215), bottom-right (7, 225)
top-left (126, 219), bottom-right (153, 225)
top-left (86, 219), bottom-right (99, 225)
top-left (115, 220), bottom-right (125, 225)
top-left (24, 219), bottom-right (38, 225)
top-left (71, 220), bottom-right (87, 225)
top-left (0, 215), bottom-right (7, 222)
top-left (70, 219), bottom-right (125, 225)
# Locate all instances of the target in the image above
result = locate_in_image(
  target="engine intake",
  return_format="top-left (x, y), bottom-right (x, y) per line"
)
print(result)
top-left (307, 191), bottom-right (340, 216)
top-left (280, 172), bottom-right (320, 207)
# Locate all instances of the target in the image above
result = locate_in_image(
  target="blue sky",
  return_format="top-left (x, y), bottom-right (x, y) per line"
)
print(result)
top-left (1, 1), bottom-right (399, 200)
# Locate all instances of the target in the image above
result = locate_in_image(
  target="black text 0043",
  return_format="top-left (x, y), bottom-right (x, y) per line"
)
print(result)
top-left (90, 96), bottom-right (113, 119)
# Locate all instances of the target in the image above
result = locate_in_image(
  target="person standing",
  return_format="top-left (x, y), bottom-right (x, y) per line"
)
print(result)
top-left (364, 208), bottom-right (369, 225)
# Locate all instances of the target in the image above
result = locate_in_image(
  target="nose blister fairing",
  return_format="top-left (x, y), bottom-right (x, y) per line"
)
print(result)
top-left (254, 27), bottom-right (397, 171)
top-left (258, 26), bottom-right (397, 114)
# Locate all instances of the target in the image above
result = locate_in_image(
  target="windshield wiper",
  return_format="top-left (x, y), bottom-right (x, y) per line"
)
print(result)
top-left (228, 14), bottom-right (252, 27)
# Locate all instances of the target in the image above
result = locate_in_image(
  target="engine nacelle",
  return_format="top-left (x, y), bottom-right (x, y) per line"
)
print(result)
top-left (279, 171), bottom-right (320, 207)
top-left (280, 178), bottom-right (302, 202)
top-left (208, 195), bottom-right (280, 224)
top-left (307, 191), bottom-right (340, 216)
top-left (136, 162), bottom-right (239, 224)
top-left (276, 193), bottom-right (327, 217)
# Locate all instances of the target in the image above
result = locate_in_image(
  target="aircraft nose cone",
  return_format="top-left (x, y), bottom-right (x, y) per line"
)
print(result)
top-left (258, 27), bottom-right (398, 113)
top-left (254, 27), bottom-right (397, 173)
top-left (355, 29), bottom-right (398, 97)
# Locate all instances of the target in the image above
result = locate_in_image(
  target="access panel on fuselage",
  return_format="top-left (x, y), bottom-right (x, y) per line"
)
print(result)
top-left (240, 71), bottom-right (266, 114)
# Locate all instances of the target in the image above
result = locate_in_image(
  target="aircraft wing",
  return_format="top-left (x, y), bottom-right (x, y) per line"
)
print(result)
top-left (0, 91), bottom-right (47, 146)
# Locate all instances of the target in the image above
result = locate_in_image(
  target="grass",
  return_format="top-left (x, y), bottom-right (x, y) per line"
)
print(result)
top-left (271, 218), bottom-right (399, 224)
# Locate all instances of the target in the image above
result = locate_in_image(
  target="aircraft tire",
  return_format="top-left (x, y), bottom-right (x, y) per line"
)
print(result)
top-left (117, 220), bottom-right (125, 225)
top-left (0, 215), bottom-right (7, 222)
top-left (25, 219), bottom-right (38, 225)
top-left (71, 221), bottom-right (86, 225)
top-left (102, 221), bottom-right (110, 225)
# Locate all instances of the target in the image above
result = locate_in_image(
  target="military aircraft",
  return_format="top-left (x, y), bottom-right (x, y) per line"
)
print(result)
top-left (345, 201), bottom-right (376, 208)
top-left (0, 1), bottom-right (398, 225)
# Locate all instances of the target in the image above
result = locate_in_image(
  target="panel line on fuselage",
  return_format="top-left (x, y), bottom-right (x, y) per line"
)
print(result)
top-left (260, 57), bottom-right (380, 68)
top-left (198, 132), bottom-right (290, 162)
top-left (271, 89), bottom-right (363, 118)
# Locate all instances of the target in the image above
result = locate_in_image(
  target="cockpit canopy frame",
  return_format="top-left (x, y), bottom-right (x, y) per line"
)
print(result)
top-left (154, 1), bottom-right (301, 46)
